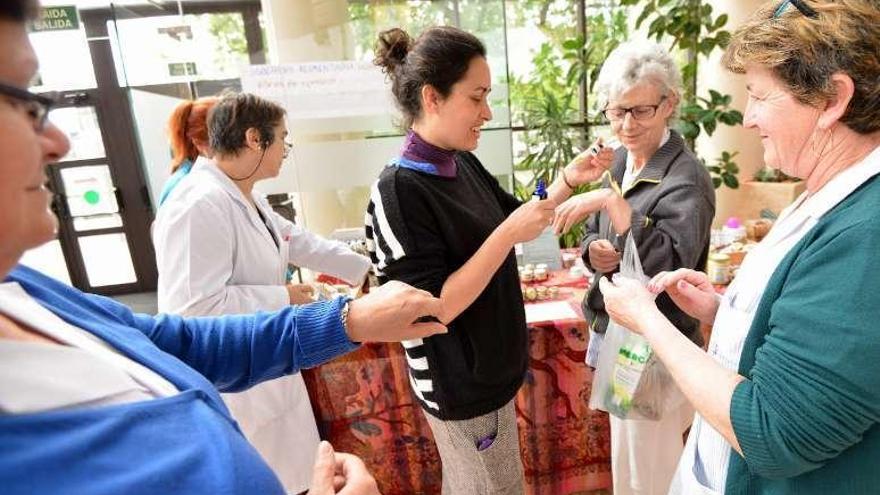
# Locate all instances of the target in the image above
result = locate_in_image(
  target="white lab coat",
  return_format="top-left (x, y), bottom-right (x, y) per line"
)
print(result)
top-left (153, 157), bottom-right (370, 493)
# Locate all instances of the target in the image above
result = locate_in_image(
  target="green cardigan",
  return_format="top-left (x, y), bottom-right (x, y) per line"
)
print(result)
top-left (725, 173), bottom-right (880, 494)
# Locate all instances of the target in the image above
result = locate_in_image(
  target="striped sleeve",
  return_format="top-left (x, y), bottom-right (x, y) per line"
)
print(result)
top-left (363, 170), bottom-right (448, 297)
top-left (363, 168), bottom-right (448, 414)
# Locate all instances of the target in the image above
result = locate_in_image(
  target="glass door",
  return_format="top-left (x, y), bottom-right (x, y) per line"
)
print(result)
top-left (46, 90), bottom-right (150, 294)
top-left (20, 2), bottom-right (159, 295)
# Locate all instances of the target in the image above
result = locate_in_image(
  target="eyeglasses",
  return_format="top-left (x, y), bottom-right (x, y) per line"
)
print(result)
top-left (602, 95), bottom-right (667, 122)
top-left (773, 0), bottom-right (818, 19)
top-left (282, 140), bottom-right (293, 159)
top-left (0, 82), bottom-right (57, 131)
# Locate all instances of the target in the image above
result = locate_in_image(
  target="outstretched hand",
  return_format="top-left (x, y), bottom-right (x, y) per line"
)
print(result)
top-left (502, 197), bottom-right (558, 243)
top-left (346, 281), bottom-right (446, 342)
top-left (563, 138), bottom-right (616, 186)
top-left (598, 275), bottom-right (659, 334)
top-left (553, 189), bottom-right (612, 235)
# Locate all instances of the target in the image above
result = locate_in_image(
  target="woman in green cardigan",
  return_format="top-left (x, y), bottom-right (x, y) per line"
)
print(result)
top-left (597, 1), bottom-right (880, 493)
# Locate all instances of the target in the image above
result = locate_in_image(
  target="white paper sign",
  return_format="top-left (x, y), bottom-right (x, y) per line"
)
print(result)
top-left (241, 61), bottom-right (395, 121)
top-left (525, 301), bottom-right (579, 324)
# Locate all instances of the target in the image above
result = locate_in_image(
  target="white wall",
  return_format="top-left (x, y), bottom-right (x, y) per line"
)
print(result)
top-left (700, 0), bottom-right (767, 226)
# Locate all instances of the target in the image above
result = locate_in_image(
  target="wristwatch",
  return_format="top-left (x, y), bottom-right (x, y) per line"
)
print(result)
top-left (340, 297), bottom-right (352, 334)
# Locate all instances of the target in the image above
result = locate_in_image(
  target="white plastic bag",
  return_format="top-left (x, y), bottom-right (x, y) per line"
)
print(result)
top-left (588, 232), bottom-right (684, 420)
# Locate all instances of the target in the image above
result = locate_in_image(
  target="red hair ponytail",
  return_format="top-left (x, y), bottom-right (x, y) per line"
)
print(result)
top-left (167, 97), bottom-right (218, 173)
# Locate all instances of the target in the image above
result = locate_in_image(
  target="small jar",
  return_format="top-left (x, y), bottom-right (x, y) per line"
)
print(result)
top-left (524, 286), bottom-right (538, 302)
top-left (561, 253), bottom-right (577, 269)
top-left (707, 253), bottom-right (731, 285)
top-left (536, 286), bottom-right (548, 300)
top-left (520, 269), bottom-right (534, 283)
top-left (534, 267), bottom-right (548, 282)
top-left (548, 286), bottom-right (559, 299)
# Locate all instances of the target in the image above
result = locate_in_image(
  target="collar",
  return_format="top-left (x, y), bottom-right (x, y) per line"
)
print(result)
top-left (611, 129), bottom-right (685, 191)
top-left (192, 157), bottom-right (254, 208)
top-left (191, 157), bottom-right (280, 250)
top-left (398, 130), bottom-right (457, 177)
top-left (625, 128), bottom-right (671, 174)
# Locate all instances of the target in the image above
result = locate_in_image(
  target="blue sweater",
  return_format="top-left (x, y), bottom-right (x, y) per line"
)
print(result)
top-left (0, 265), bottom-right (358, 495)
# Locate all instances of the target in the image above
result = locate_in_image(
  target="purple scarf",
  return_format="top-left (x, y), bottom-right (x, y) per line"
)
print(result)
top-left (400, 130), bottom-right (457, 177)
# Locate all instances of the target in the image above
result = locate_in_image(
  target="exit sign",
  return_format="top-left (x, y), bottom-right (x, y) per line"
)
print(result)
top-left (31, 5), bottom-right (80, 32)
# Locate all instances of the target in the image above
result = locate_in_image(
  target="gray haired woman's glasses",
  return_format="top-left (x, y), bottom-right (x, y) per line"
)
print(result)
top-left (602, 95), bottom-right (667, 122)
top-left (0, 82), bottom-right (57, 131)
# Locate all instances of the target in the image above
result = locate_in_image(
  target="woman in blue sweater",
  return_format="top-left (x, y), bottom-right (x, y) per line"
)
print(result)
top-left (0, 3), bottom-right (445, 494)
top-left (599, 1), bottom-right (880, 493)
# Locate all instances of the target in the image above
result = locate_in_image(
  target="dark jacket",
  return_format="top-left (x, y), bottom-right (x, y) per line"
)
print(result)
top-left (581, 130), bottom-right (714, 346)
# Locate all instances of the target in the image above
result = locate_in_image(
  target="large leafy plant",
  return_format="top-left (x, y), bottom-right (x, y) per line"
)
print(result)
top-left (510, 8), bottom-right (629, 247)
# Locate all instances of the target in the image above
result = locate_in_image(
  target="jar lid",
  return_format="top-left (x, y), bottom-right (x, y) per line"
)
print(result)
top-left (709, 253), bottom-right (731, 262)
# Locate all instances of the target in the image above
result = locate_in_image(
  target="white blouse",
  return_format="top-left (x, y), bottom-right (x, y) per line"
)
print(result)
top-left (0, 282), bottom-right (177, 415)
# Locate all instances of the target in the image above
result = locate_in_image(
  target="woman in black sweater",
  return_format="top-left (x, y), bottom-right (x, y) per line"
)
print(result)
top-left (365, 26), bottom-right (612, 494)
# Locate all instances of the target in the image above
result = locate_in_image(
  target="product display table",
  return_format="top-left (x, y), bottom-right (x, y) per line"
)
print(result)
top-left (302, 270), bottom-right (611, 494)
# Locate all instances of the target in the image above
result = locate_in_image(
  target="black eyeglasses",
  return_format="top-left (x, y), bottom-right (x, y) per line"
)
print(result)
top-left (282, 140), bottom-right (293, 159)
top-left (773, 0), bottom-right (818, 19)
top-left (0, 82), bottom-right (57, 131)
top-left (602, 95), bottom-right (667, 122)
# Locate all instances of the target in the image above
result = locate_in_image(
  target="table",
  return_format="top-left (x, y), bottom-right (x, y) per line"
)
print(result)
top-left (301, 274), bottom-right (612, 494)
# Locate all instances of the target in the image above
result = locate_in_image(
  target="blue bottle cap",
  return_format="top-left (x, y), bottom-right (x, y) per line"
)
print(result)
top-left (533, 179), bottom-right (547, 200)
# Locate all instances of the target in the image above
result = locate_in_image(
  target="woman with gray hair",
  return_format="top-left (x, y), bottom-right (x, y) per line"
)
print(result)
top-left (553, 39), bottom-right (715, 495)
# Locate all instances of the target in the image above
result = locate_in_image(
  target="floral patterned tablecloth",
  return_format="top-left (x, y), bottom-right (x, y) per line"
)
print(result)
top-left (301, 287), bottom-right (611, 494)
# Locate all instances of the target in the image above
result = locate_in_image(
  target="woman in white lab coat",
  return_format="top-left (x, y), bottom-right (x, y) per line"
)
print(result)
top-left (152, 93), bottom-right (371, 494)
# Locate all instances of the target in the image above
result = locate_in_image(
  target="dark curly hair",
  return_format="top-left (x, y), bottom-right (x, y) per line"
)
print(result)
top-left (373, 26), bottom-right (486, 129)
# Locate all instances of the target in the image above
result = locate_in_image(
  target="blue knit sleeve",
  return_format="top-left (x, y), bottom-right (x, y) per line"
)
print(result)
top-left (124, 297), bottom-right (358, 392)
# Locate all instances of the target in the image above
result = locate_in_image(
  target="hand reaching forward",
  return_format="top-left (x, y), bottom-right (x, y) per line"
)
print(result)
top-left (346, 281), bottom-right (447, 342)
top-left (563, 138), bottom-right (616, 186)
top-left (598, 275), bottom-right (659, 334)
top-left (501, 198), bottom-right (557, 244)
top-left (553, 189), bottom-right (612, 235)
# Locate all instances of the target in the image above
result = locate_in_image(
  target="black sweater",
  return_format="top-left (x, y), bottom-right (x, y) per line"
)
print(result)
top-left (365, 152), bottom-right (525, 420)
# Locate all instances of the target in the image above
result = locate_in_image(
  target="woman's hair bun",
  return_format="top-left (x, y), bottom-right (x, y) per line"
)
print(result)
top-left (374, 27), bottom-right (412, 74)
